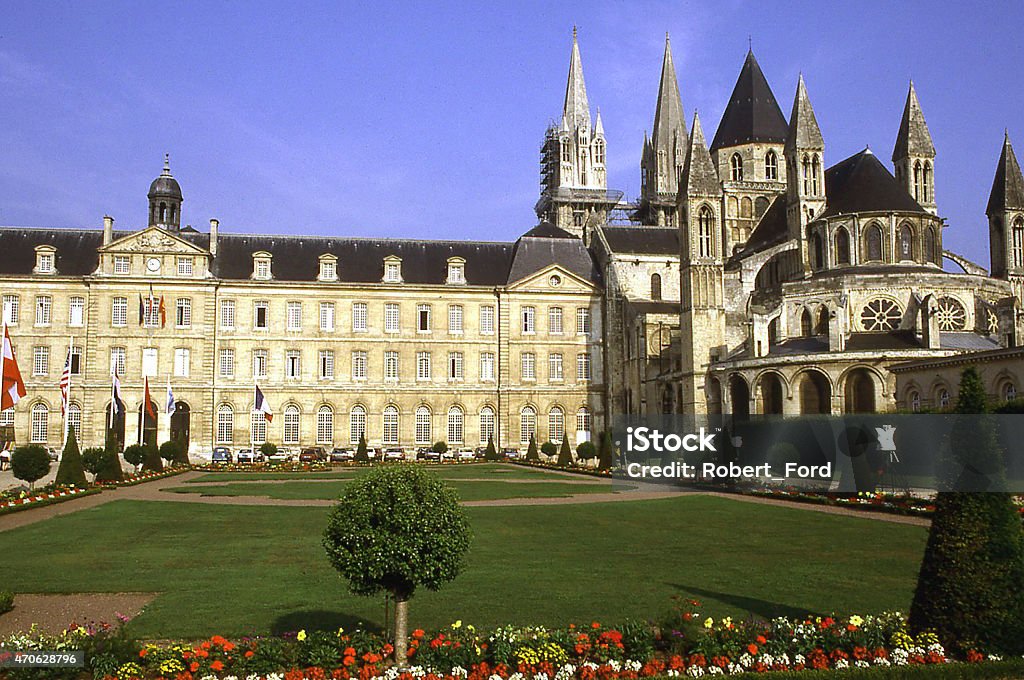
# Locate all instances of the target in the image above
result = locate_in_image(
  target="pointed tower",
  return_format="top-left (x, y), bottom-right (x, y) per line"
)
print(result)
top-left (148, 154), bottom-right (183, 231)
top-left (784, 74), bottom-right (826, 274)
top-left (987, 132), bottom-right (1024, 292)
top-left (892, 82), bottom-right (937, 213)
top-left (639, 34), bottom-right (687, 226)
top-left (678, 111), bottom-right (725, 414)
top-left (536, 27), bottom-right (616, 239)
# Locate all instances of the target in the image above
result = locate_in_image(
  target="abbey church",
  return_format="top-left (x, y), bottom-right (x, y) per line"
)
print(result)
top-left (1, 30), bottom-right (1022, 455)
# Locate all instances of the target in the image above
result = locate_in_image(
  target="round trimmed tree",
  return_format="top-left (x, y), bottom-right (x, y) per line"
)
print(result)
top-left (576, 440), bottom-right (597, 464)
top-left (323, 466), bottom-right (470, 663)
top-left (82, 447), bottom-right (106, 480)
top-left (11, 445), bottom-right (50, 490)
top-left (123, 444), bottom-right (146, 472)
top-left (159, 440), bottom-right (180, 465)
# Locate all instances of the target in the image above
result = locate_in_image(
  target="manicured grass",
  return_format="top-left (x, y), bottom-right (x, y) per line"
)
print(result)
top-left (0, 495), bottom-right (926, 639)
top-left (168, 479), bottom-right (613, 501)
top-left (187, 463), bottom-right (559, 484)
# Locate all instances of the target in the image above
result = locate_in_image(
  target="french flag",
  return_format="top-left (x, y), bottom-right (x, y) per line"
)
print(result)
top-left (254, 384), bottom-right (273, 423)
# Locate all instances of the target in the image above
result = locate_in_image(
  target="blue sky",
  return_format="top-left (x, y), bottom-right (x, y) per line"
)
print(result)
top-left (0, 1), bottom-right (1020, 266)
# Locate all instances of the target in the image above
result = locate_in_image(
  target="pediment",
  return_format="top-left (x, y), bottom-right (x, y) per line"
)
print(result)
top-left (100, 226), bottom-right (207, 255)
top-left (507, 264), bottom-right (597, 293)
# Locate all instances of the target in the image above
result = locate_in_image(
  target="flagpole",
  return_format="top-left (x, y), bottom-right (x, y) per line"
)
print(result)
top-left (1, 324), bottom-right (6, 412)
top-left (63, 335), bottom-right (73, 449)
top-left (251, 383), bottom-right (256, 455)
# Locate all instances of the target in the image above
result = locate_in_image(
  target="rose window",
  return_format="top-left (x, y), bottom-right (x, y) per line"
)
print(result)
top-left (935, 297), bottom-right (967, 331)
top-left (861, 298), bottom-right (902, 331)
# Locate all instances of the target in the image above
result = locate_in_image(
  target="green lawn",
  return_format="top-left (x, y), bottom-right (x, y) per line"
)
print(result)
top-left (187, 463), bottom-right (560, 483)
top-left (166, 479), bottom-right (614, 501)
top-left (0, 496), bottom-right (927, 639)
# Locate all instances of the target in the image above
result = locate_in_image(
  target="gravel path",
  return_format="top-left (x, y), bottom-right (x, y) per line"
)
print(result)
top-left (0, 593), bottom-right (157, 635)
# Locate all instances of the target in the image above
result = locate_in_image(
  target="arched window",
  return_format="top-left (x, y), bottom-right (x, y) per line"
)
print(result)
top-left (923, 161), bottom-right (931, 202)
top-left (1013, 218), bottom-right (1024, 269)
top-left (938, 388), bottom-right (951, 410)
top-left (349, 405), bottom-right (366, 445)
top-left (925, 227), bottom-right (938, 264)
top-left (317, 405), bottom-right (334, 445)
top-left (576, 408), bottom-right (591, 441)
top-left (447, 405), bottom-right (464, 445)
top-left (811, 154), bottom-right (820, 195)
top-left (754, 196), bottom-right (769, 218)
top-left (697, 206), bottom-right (714, 258)
top-left (810, 232), bottom-right (823, 269)
top-left (594, 139), bottom-right (605, 165)
top-left (801, 308), bottom-right (813, 336)
top-left (913, 161), bottom-right (922, 200)
top-left (834, 227), bottom-right (851, 265)
top-left (740, 197), bottom-right (752, 219)
top-left (561, 141), bottom-right (571, 163)
top-left (548, 406), bottom-right (565, 443)
top-left (817, 306), bottom-right (830, 335)
top-left (31, 403), bottom-right (48, 443)
top-left (415, 406), bottom-right (431, 445)
top-left (520, 405), bottom-right (537, 445)
top-left (217, 404), bottom-right (233, 444)
top-left (730, 153), bottom-right (743, 181)
top-left (1003, 382), bottom-right (1018, 402)
top-left (383, 405), bottom-right (399, 445)
top-left (909, 391), bottom-right (921, 412)
top-left (801, 154), bottom-right (810, 193)
top-left (866, 224), bottom-right (883, 261)
top-left (899, 224), bottom-right (915, 260)
top-left (283, 404), bottom-right (300, 445)
top-left (650, 273), bottom-right (662, 301)
top-left (479, 406), bottom-right (495, 445)
top-left (67, 402), bottom-right (82, 441)
top-left (764, 151), bottom-right (778, 180)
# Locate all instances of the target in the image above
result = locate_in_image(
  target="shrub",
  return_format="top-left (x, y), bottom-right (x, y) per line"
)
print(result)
top-left (484, 436), bottom-right (500, 461)
top-left (431, 440), bottom-right (448, 455)
top-left (576, 440), bottom-right (597, 461)
top-left (141, 443), bottom-right (163, 472)
top-left (54, 426), bottom-right (87, 488)
top-left (172, 440), bottom-right (190, 466)
top-left (541, 441), bottom-right (557, 457)
top-left (323, 466), bottom-right (471, 664)
top-left (355, 435), bottom-right (370, 463)
top-left (159, 440), bottom-right (180, 464)
top-left (598, 430), bottom-right (615, 471)
top-left (82, 447), bottom-right (106, 479)
top-left (0, 589), bottom-right (13, 614)
top-left (12, 444), bottom-right (50, 490)
top-left (94, 448), bottom-right (125, 483)
top-left (557, 433), bottom-right (573, 467)
top-left (993, 398), bottom-right (1024, 414)
top-left (260, 442), bottom-right (278, 458)
top-left (526, 434), bottom-right (539, 461)
top-left (122, 444), bottom-right (146, 471)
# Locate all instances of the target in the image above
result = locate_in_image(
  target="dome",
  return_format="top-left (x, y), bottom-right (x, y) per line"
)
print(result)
top-left (147, 154), bottom-right (182, 200)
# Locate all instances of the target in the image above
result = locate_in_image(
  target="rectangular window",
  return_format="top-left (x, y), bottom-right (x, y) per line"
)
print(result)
top-left (319, 350), bottom-right (335, 379)
top-left (111, 297), bottom-right (127, 327)
top-left (417, 351), bottom-right (431, 380)
top-left (176, 298), bottom-right (191, 327)
top-left (142, 347), bottom-right (158, 377)
top-left (219, 348), bottom-right (235, 377)
top-left (480, 305), bottom-right (495, 334)
top-left (320, 260), bottom-right (337, 280)
top-left (448, 351), bottom-right (463, 380)
top-left (576, 307), bottom-right (591, 335)
top-left (384, 303), bottom-right (400, 333)
top-left (549, 307), bottom-right (563, 335)
top-left (352, 302), bottom-right (368, 331)
top-left (253, 349), bottom-right (268, 379)
top-left (254, 301), bottom-right (269, 329)
top-left (2, 295), bottom-right (18, 325)
top-left (384, 350), bottom-right (399, 380)
top-left (417, 304), bottom-right (431, 332)
top-left (35, 296), bottom-right (51, 326)
top-left (68, 297), bottom-right (84, 327)
top-left (217, 407), bottom-right (233, 445)
top-left (174, 348), bottom-right (190, 377)
top-left (549, 353), bottom-right (563, 381)
top-left (255, 259), bottom-right (270, 279)
top-left (286, 350), bottom-right (301, 379)
top-left (448, 304), bottom-right (463, 334)
top-left (320, 302), bottom-right (335, 331)
top-left (177, 257), bottom-right (193, 276)
top-left (220, 299), bottom-right (235, 329)
top-left (385, 262), bottom-right (401, 282)
top-left (447, 264), bottom-right (465, 284)
top-left (251, 411), bottom-right (267, 445)
top-left (69, 346), bottom-right (82, 375)
top-left (521, 306), bottom-right (535, 334)
top-left (351, 350), bottom-right (367, 380)
top-left (521, 352), bottom-right (535, 380)
top-left (37, 254), bottom-right (53, 273)
top-left (480, 352), bottom-right (495, 381)
top-left (32, 346), bottom-right (48, 376)
top-left (110, 347), bottom-right (126, 376)
top-left (0, 408), bottom-right (13, 427)
top-left (287, 301), bottom-right (302, 331)
top-left (114, 256), bottom-right (130, 274)
top-left (577, 352), bottom-right (591, 381)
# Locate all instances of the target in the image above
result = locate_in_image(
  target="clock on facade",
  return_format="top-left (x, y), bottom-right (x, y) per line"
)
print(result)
top-left (146, 257), bottom-right (161, 272)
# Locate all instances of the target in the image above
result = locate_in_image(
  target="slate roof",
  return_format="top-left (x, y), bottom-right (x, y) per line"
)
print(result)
top-left (710, 50), bottom-right (789, 152)
top-left (986, 133), bottom-right (1024, 215)
top-left (730, 195), bottom-right (788, 260)
top-left (939, 332), bottom-right (1002, 352)
top-left (846, 331), bottom-right (921, 351)
top-left (507, 230), bottom-right (601, 285)
top-left (892, 83), bottom-right (935, 161)
top-left (683, 112), bottom-right (722, 196)
top-left (819, 150), bottom-right (927, 218)
top-left (601, 227), bottom-right (679, 255)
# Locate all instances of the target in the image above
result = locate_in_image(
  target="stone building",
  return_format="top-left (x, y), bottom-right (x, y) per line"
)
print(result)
top-left (891, 346), bottom-right (1023, 411)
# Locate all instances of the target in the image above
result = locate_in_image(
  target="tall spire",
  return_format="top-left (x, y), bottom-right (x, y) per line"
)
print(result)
top-left (563, 26), bottom-right (591, 130)
top-left (892, 81), bottom-right (935, 161)
top-left (987, 131), bottom-right (1024, 216)
top-left (785, 74), bottom-right (823, 152)
top-left (711, 50), bottom-right (788, 152)
top-left (682, 111), bottom-right (721, 196)
top-left (651, 33), bottom-right (686, 152)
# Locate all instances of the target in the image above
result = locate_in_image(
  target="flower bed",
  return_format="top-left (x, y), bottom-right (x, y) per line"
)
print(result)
top-left (0, 485), bottom-right (101, 516)
top-left (101, 467), bottom-right (192, 488)
top-left (3, 607), bottom-right (1013, 680)
top-left (192, 462), bottom-right (332, 473)
top-left (510, 460), bottom-right (612, 478)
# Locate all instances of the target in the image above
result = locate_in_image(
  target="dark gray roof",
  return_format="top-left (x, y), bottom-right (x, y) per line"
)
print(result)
top-left (820, 150), bottom-right (927, 218)
top-left (939, 332), bottom-right (1002, 351)
top-left (507, 232), bottom-right (601, 285)
top-left (0, 228), bottom-right (105, 276)
top-left (521, 222), bottom-right (577, 239)
top-left (986, 133), bottom-right (1024, 215)
top-left (601, 227), bottom-right (679, 255)
top-left (710, 50), bottom-right (789, 152)
top-left (731, 195), bottom-right (788, 260)
top-left (683, 112), bottom-right (722, 196)
top-left (767, 336), bottom-right (829, 356)
top-left (846, 331), bottom-right (921, 351)
top-left (628, 300), bottom-right (679, 315)
top-left (892, 83), bottom-right (935, 161)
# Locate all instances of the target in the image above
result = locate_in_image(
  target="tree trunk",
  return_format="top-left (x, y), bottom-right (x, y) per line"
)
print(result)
top-left (393, 593), bottom-right (409, 666)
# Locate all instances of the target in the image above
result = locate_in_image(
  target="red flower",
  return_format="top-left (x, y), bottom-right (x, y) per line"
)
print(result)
top-left (747, 644), bottom-right (758, 656)
top-left (755, 635), bottom-right (767, 645)
top-left (244, 650), bottom-right (254, 658)
top-left (210, 660), bottom-right (224, 672)
top-left (591, 621), bottom-right (601, 629)
top-left (189, 662), bottom-right (199, 673)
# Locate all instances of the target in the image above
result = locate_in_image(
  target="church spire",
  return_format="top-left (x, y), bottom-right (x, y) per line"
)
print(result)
top-left (563, 26), bottom-right (591, 130)
top-left (987, 131), bottom-right (1024, 216)
top-left (785, 74), bottom-right (823, 152)
top-left (987, 131), bottom-right (1024, 282)
top-left (651, 33), bottom-right (686, 153)
top-left (682, 111), bottom-right (721, 197)
top-left (892, 81), bottom-right (935, 161)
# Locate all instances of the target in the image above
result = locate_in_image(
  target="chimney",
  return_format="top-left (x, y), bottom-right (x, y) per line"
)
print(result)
top-left (209, 218), bottom-right (219, 257)
top-left (103, 215), bottom-right (114, 245)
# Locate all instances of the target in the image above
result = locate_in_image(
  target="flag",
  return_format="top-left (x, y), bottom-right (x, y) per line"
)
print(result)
top-left (254, 384), bottom-right (273, 423)
top-left (166, 376), bottom-right (175, 414)
top-left (59, 348), bottom-right (72, 417)
top-left (143, 376), bottom-right (156, 420)
top-left (138, 294), bottom-right (145, 325)
top-left (109, 371), bottom-right (125, 429)
top-left (158, 295), bottom-right (166, 328)
top-left (1, 325), bottom-right (26, 411)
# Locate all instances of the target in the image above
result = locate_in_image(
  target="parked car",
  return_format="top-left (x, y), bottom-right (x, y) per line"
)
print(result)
top-left (382, 447), bottom-right (405, 461)
top-left (299, 447), bottom-right (327, 463)
top-left (236, 448), bottom-right (256, 464)
top-left (211, 446), bottom-right (233, 464)
top-left (330, 447), bottom-right (353, 462)
top-left (455, 447), bottom-right (475, 461)
top-left (268, 448), bottom-right (293, 463)
top-left (502, 448), bottom-right (521, 459)
top-left (440, 448), bottom-right (455, 461)
top-left (47, 447), bottom-right (60, 461)
top-left (417, 447), bottom-right (439, 461)
top-left (368, 447), bottom-right (382, 460)
top-left (473, 447), bottom-right (488, 459)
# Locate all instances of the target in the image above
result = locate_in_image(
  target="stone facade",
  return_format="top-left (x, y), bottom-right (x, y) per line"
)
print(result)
top-left (891, 347), bottom-right (1024, 410)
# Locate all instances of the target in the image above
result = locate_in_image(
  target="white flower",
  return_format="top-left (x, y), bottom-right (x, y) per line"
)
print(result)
top-left (685, 667), bottom-right (705, 678)
top-left (834, 659), bottom-right (849, 669)
top-left (451, 666), bottom-right (468, 678)
top-left (855, 660), bottom-right (869, 668)
top-left (624, 660), bottom-right (642, 672)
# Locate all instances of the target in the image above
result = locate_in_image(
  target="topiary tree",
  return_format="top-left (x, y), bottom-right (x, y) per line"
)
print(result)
top-left (95, 448), bottom-right (124, 483)
top-left (540, 441), bottom-right (557, 458)
top-left (556, 433), bottom-right (573, 467)
top-left (172, 441), bottom-right (190, 466)
top-left (159, 440), bottom-right (180, 465)
top-left (909, 367), bottom-right (1024, 655)
top-left (82, 447), bottom-right (106, 480)
top-left (354, 435), bottom-right (369, 463)
top-left (323, 466), bottom-right (471, 664)
top-left (11, 445), bottom-right (50, 491)
top-left (141, 443), bottom-right (163, 473)
top-left (598, 430), bottom-right (615, 471)
top-left (431, 440), bottom-right (448, 455)
top-left (54, 426), bottom-right (87, 488)
top-left (122, 444), bottom-right (146, 472)
top-left (484, 436), bottom-right (500, 462)
top-left (260, 442), bottom-right (278, 459)
top-left (526, 434), bottom-right (539, 462)
top-left (576, 440), bottom-right (597, 465)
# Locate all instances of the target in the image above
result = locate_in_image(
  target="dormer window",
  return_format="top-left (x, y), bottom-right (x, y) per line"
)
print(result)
top-left (446, 257), bottom-right (466, 285)
top-left (114, 256), bottom-right (130, 274)
top-left (383, 256), bottom-right (402, 283)
top-left (318, 255), bottom-right (338, 282)
top-left (34, 246), bottom-right (56, 274)
top-left (252, 251), bottom-right (272, 280)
